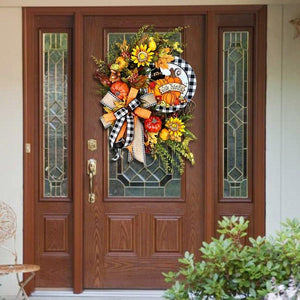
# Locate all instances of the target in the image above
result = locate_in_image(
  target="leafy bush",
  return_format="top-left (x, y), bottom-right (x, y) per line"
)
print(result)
top-left (163, 217), bottom-right (300, 300)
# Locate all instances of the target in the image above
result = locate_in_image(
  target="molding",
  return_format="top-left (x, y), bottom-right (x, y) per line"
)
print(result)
top-left (1, 0), bottom-right (300, 7)
top-left (22, 5), bottom-right (265, 15)
top-left (31, 289), bottom-right (164, 299)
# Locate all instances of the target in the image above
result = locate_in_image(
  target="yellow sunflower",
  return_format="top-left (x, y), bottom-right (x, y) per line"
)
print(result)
top-left (165, 117), bottom-right (185, 140)
top-left (131, 44), bottom-right (153, 67)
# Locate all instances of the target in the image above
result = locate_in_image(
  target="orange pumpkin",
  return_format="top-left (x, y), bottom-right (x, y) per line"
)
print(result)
top-left (152, 69), bottom-right (183, 105)
top-left (148, 76), bottom-right (180, 99)
top-left (165, 69), bottom-right (182, 84)
top-left (110, 81), bottom-right (129, 100)
top-left (161, 92), bottom-right (177, 104)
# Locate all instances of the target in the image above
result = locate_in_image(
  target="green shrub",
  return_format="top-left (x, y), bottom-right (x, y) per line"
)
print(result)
top-left (163, 217), bottom-right (300, 300)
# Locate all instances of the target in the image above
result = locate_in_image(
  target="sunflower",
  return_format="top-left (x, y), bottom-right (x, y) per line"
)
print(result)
top-left (165, 117), bottom-right (185, 140)
top-left (131, 44), bottom-right (153, 67)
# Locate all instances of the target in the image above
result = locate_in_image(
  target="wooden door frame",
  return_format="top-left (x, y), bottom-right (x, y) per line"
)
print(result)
top-left (23, 5), bottom-right (266, 294)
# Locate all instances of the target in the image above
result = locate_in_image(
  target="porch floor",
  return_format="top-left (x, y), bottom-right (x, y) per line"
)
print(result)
top-left (23, 289), bottom-right (164, 300)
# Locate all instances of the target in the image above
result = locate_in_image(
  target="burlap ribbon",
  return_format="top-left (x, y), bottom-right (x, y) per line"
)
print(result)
top-left (100, 88), bottom-right (157, 164)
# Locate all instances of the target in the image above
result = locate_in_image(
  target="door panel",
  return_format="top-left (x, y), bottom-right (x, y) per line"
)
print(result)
top-left (83, 15), bottom-right (205, 288)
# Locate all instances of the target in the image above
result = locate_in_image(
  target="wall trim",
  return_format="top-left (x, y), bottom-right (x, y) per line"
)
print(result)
top-left (31, 289), bottom-right (165, 299)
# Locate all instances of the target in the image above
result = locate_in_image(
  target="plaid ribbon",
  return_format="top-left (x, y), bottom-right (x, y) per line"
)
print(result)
top-left (172, 56), bottom-right (197, 101)
top-left (155, 102), bottom-right (187, 113)
top-left (109, 98), bottom-right (140, 148)
top-left (99, 89), bottom-right (157, 164)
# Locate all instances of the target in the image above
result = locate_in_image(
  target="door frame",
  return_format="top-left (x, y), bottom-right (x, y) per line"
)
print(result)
top-left (23, 5), bottom-right (266, 294)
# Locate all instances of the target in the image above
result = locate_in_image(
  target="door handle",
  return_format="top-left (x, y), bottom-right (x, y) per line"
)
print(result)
top-left (87, 159), bottom-right (97, 204)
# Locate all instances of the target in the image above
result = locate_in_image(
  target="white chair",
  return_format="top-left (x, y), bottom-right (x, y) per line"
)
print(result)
top-left (0, 201), bottom-right (39, 299)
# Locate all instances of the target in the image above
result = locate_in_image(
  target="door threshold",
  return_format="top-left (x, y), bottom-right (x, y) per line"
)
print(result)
top-left (31, 289), bottom-right (165, 299)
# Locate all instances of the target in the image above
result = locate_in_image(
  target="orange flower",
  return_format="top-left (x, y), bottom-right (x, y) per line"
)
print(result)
top-left (155, 54), bottom-right (174, 69)
top-left (154, 48), bottom-right (174, 69)
top-left (115, 56), bottom-right (128, 70)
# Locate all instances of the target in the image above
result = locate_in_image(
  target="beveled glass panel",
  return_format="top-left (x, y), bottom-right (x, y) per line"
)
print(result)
top-left (223, 31), bottom-right (249, 198)
top-left (109, 151), bottom-right (181, 198)
top-left (43, 33), bottom-right (68, 197)
top-left (107, 32), bottom-right (181, 198)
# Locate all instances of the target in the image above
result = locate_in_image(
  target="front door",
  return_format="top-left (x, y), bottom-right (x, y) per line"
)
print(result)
top-left (83, 15), bottom-right (205, 288)
top-left (24, 6), bottom-right (266, 293)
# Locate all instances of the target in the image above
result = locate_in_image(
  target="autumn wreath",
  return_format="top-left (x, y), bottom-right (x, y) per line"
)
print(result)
top-left (93, 25), bottom-right (197, 174)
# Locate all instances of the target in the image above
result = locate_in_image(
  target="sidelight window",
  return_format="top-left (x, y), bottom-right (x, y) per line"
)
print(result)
top-left (222, 31), bottom-right (249, 198)
top-left (42, 33), bottom-right (69, 197)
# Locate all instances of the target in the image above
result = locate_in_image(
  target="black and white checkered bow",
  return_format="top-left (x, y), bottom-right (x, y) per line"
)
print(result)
top-left (109, 98), bottom-right (140, 148)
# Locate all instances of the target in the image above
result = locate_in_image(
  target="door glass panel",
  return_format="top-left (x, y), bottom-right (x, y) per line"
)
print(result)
top-left (107, 32), bottom-right (181, 198)
top-left (222, 31), bottom-right (249, 198)
top-left (43, 33), bottom-right (69, 197)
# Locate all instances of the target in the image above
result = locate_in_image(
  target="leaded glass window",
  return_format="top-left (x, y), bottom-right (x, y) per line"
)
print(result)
top-left (43, 33), bottom-right (69, 197)
top-left (222, 31), bottom-right (249, 198)
top-left (107, 32), bottom-right (181, 198)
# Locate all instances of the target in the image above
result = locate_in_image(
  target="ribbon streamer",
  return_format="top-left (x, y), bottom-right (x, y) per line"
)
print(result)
top-left (108, 99), bottom-right (140, 148)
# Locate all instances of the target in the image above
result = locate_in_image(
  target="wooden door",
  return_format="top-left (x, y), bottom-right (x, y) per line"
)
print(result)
top-left (83, 15), bottom-right (205, 288)
top-left (23, 6), bottom-right (266, 293)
